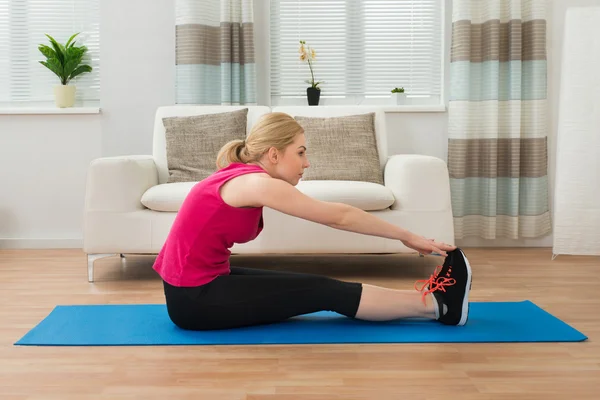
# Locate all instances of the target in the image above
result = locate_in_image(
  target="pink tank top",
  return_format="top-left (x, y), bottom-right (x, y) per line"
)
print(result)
top-left (153, 162), bottom-right (266, 287)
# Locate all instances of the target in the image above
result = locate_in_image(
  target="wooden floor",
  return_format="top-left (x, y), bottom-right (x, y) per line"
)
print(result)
top-left (1, 248), bottom-right (599, 399)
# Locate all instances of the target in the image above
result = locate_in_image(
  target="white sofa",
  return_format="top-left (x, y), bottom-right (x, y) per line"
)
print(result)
top-left (83, 106), bottom-right (454, 282)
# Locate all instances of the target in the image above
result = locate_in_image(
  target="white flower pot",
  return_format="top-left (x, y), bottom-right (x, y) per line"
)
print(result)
top-left (54, 85), bottom-right (76, 108)
top-left (391, 92), bottom-right (406, 105)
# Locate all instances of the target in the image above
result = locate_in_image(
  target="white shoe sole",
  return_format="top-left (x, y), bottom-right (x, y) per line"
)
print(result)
top-left (458, 249), bottom-right (472, 326)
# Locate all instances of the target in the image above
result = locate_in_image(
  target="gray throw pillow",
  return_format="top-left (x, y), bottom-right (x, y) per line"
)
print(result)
top-left (163, 108), bottom-right (248, 183)
top-left (294, 113), bottom-right (383, 184)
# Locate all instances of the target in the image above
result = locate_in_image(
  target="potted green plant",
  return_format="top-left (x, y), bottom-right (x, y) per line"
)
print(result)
top-left (299, 40), bottom-right (323, 106)
top-left (391, 87), bottom-right (406, 105)
top-left (38, 33), bottom-right (92, 108)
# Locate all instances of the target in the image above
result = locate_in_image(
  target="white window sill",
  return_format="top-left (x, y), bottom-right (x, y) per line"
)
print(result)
top-left (382, 105), bottom-right (446, 113)
top-left (270, 97), bottom-right (447, 112)
top-left (0, 106), bottom-right (101, 115)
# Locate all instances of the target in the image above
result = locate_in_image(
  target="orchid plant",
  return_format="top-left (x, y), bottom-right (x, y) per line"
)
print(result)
top-left (299, 40), bottom-right (322, 90)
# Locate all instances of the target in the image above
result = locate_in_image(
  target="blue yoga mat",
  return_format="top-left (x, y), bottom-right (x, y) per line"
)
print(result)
top-left (15, 301), bottom-right (586, 346)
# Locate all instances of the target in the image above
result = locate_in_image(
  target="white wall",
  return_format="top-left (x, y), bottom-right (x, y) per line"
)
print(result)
top-left (100, 0), bottom-right (176, 157)
top-left (1, 0), bottom-right (597, 249)
top-left (0, 115), bottom-right (102, 247)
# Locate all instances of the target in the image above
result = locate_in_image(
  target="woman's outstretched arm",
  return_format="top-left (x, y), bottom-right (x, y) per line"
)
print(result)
top-left (246, 174), bottom-right (455, 257)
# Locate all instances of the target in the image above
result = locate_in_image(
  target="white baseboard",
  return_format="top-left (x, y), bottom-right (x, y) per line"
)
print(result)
top-left (0, 238), bottom-right (83, 249)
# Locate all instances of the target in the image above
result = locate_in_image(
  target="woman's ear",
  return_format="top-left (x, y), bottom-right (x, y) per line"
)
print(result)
top-left (266, 147), bottom-right (279, 164)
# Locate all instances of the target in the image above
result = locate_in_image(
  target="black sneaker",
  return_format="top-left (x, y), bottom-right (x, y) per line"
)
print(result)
top-left (415, 248), bottom-right (472, 326)
top-left (414, 249), bottom-right (455, 295)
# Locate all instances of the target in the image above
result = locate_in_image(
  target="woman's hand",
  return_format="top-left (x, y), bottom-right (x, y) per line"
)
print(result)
top-left (401, 234), bottom-right (456, 257)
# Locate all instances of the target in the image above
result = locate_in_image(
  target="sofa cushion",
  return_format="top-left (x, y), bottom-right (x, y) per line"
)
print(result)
top-left (294, 113), bottom-right (384, 185)
top-left (296, 180), bottom-right (395, 211)
top-left (141, 182), bottom-right (196, 212)
top-left (162, 108), bottom-right (248, 183)
top-left (141, 180), bottom-right (395, 212)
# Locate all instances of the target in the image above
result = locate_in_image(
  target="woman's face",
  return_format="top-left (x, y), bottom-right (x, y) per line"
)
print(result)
top-left (268, 133), bottom-right (311, 186)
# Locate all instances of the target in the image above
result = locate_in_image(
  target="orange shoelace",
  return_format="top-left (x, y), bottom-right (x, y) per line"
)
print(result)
top-left (414, 265), bottom-right (456, 305)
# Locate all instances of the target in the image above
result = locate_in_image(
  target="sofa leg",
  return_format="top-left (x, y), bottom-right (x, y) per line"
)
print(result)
top-left (87, 253), bottom-right (118, 283)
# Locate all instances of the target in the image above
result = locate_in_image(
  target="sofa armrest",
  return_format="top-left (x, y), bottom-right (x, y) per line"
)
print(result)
top-left (85, 155), bottom-right (159, 212)
top-left (384, 154), bottom-right (452, 211)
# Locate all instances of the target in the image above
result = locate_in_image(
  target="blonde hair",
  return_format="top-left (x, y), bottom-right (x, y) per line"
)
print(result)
top-left (216, 112), bottom-right (304, 169)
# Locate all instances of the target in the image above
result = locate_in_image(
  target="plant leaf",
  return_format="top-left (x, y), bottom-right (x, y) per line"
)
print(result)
top-left (40, 59), bottom-right (64, 82)
top-left (68, 64), bottom-right (92, 81)
top-left (45, 34), bottom-right (66, 66)
top-left (65, 32), bottom-right (80, 48)
top-left (63, 46), bottom-right (85, 77)
top-left (38, 45), bottom-right (56, 60)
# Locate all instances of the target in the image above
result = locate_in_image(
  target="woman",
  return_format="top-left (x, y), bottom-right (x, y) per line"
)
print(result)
top-left (153, 112), bottom-right (472, 330)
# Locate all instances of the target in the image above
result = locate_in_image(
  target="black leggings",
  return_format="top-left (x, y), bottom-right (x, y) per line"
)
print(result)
top-left (163, 266), bottom-right (363, 330)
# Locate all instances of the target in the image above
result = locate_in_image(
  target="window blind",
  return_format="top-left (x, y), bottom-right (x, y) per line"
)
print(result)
top-left (0, 0), bottom-right (100, 105)
top-left (270, 0), bottom-right (443, 105)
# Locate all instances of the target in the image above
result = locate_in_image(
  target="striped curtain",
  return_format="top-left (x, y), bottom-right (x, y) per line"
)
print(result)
top-left (175, 0), bottom-right (256, 105)
top-left (448, 0), bottom-right (552, 240)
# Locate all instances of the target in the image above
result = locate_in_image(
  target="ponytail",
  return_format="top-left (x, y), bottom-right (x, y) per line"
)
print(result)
top-left (216, 139), bottom-right (249, 169)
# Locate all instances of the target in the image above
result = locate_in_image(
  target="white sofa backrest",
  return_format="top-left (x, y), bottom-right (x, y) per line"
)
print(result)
top-left (272, 106), bottom-right (388, 170)
top-left (153, 105), bottom-right (271, 184)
